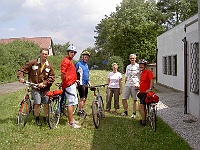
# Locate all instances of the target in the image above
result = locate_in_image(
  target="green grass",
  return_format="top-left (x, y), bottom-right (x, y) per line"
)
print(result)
top-left (0, 70), bottom-right (191, 150)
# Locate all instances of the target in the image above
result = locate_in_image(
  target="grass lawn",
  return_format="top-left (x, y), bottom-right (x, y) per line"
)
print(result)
top-left (0, 70), bottom-right (191, 150)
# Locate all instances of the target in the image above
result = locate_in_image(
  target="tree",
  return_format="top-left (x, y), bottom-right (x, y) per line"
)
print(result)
top-left (54, 42), bottom-right (70, 56)
top-left (107, 56), bottom-right (124, 73)
top-left (95, 0), bottom-right (161, 66)
top-left (157, 0), bottom-right (198, 30)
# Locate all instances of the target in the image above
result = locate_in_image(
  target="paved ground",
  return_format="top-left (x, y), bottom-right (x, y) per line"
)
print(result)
top-left (0, 82), bottom-right (200, 149)
top-left (0, 82), bottom-right (26, 94)
top-left (155, 84), bottom-right (200, 150)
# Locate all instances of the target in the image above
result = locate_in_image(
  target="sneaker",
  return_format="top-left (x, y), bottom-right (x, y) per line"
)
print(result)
top-left (77, 110), bottom-right (86, 118)
top-left (43, 117), bottom-right (47, 124)
top-left (35, 116), bottom-right (42, 126)
top-left (121, 112), bottom-right (128, 116)
top-left (131, 114), bottom-right (136, 119)
top-left (73, 118), bottom-right (79, 125)
top-left (139, 119), bottom-right (146, 127)
top-left (68, 123), bottom-right (81, 128)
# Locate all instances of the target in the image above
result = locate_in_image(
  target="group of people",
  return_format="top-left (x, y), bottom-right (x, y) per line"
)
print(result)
top-left (105, 54), bottom-right (154, 127)
top-left (17, 44), bottom-right (154, 129)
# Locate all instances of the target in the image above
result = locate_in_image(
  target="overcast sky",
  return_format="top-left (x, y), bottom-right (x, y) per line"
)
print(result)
top-left (0, 0), bottom-right (122, 59)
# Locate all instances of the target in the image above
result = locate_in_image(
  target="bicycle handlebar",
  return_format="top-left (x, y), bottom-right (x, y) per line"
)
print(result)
top-left (23, 80), bottom-right (39, 88)
top-left (90, 84), bottom-right (108, 88)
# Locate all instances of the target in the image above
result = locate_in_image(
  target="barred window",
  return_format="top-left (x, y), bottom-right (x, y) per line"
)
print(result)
top-left (167, 56), bottom-right (172, 75)
top-left (162, 56), bottom-right (167, 74)
top-left (190, 42), bottom-right (199, 94)
top-left (172, 55), bottom-right (177, 76)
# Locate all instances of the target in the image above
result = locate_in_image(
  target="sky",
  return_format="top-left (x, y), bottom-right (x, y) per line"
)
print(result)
top-left (0, 0), bottom-right (122, 59)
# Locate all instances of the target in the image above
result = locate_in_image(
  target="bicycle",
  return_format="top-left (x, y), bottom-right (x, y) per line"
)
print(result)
top-left (17, 81), bottom-right (38, 129)
top-left (147, 103), bottom-right (157, 132)
top-left (46, 83), bottom-right (78, 129)
top-left (145, 91), bottom-right (159, 132)
top-left (90, 84), bottom-right (108, 129)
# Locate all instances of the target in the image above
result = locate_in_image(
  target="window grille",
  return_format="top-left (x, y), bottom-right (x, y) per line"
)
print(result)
top-left (190, 42), bottom-right (199, 94)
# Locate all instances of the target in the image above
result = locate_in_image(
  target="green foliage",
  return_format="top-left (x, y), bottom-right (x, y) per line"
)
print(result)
top-left (95, 0), bottom-right (161, 66)
top-left (0, 40), bottom-right (40, 83)
top-left (107, 56), bottom-right (124, 73)
top-left (157, 0), bottom-right (198, 30)
top-left (54, 42), bottom-right (70, 56)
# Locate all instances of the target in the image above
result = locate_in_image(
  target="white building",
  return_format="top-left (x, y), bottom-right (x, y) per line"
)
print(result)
top-left (157, 13), bottom-right (199, 124)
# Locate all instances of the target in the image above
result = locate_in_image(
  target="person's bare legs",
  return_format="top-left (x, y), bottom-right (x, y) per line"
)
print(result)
top-left (34, 104), bottom-right (40, 116)
top-left (140, 104), bottom-right (147, 126)
top-left (43, 104), bottom-right (48, 117)
top-left (133, 100), bottom-right (138, 113)
top-left (67, 105), bottom-right (74, 124)
top-left (34, 104), bottom-right (41, 125)
top-left (122, 99), bottom-right (128, 115)
top-left (78, 98), bottom-right (86, 110)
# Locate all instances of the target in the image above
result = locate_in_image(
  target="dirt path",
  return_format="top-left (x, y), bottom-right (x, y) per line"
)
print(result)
top-left (0, 82), bottom-right (26, 94)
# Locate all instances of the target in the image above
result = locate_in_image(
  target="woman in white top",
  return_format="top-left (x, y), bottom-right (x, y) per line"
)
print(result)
top-left (106, 63), bottom-right (122, 114)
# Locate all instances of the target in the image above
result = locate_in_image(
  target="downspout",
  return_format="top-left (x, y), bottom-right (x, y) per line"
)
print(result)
top-left (182, 36), bottom-right (188, 114)
top-left (156, 48), bottom-right (158, 83)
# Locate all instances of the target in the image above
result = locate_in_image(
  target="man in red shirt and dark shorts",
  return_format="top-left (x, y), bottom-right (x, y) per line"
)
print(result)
top-left (137, 59), bottom-right (154, 127)
top-left (61, 44), bottom-right (80, 128)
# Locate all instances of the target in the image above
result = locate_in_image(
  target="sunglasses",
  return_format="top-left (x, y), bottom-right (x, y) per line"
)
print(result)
top-left (130, 58), bottom-right (135, 60)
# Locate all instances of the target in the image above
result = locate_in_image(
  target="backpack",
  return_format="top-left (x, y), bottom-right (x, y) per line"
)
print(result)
top-left (145, 91), bottom-right (159, 104)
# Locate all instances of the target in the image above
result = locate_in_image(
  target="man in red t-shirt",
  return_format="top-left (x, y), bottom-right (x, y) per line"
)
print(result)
top-left (137, 59), bottom-right (154, 127)
top-left (61, 44), bottom-right (80, 129)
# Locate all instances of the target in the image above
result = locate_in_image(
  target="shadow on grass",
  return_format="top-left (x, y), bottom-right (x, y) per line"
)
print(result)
top-left (90, 114), bottom-right (192, 150)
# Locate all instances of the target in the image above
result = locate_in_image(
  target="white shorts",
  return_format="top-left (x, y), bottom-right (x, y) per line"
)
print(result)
top-left (64, 84), bottom-right (78, 106)
top-left (122, 86), bottom-right (138, 100)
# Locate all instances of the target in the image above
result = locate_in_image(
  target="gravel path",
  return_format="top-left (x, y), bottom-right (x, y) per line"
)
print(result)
top-left (0, 82), bottom-right (26, 94)
top-left (155, 84), bottom-right (200, 150)
top-left (0, 82), bottom-right (199, 149)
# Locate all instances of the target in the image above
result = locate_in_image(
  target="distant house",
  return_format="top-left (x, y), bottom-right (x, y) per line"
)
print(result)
top-left (157, 13), bottom-right (200, 124)
top-left (0, 37), bottom-right (55, 56)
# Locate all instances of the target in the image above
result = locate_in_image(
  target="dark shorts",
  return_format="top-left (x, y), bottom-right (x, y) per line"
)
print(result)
top-left (137, 92), bottom-right (147, 105)
top-left (77, 85), bottom-right (88, 99)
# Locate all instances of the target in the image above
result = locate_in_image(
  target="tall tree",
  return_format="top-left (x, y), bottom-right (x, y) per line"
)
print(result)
top-left (95, 0), bottom-right (161, 66)
top-left (157, 0), bottom-right (198, 30)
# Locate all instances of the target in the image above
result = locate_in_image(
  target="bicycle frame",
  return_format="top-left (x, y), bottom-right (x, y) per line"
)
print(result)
top-left (147, 102), bottom-right (157, 132)
top-left (91, 84), bottom-right (107, 129)
top-left (47, 83), bottom-right (78, 129)
top-left (17, 81), bottom-right (38, 129)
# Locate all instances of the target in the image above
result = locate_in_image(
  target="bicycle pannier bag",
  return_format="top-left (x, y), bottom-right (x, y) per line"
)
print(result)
top-left (145, 91), bottom-right (159, 104)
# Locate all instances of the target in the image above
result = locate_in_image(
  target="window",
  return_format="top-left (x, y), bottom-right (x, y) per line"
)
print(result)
top-left (190, 42), bottom-right (199, 94)
top-left (162, 56), bottom-right (167, 74)
top-left (162, 55), bottom-right (177, 76)
top-left (167, 56), bottom-right (172, 75)
top-left (172, 55), bottom-right (177, 76)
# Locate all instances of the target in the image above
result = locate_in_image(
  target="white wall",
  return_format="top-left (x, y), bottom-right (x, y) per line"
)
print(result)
top-left (157, 14), bottom-right (198, 92)
top-left (157, 23), bottom-right (185, 91)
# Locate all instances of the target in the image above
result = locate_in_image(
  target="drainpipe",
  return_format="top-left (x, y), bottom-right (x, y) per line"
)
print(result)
top-left (156, 48), bottom-right (158, 83)
top-left (182, 37), bottom-right (188, 114)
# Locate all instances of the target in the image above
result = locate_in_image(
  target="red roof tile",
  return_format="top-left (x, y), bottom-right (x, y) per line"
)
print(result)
top-left (0, 37), bottom-right (53, 49)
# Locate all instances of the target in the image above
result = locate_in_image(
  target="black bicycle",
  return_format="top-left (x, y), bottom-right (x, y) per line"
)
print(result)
top-left (90, 84), bottom-right (108, 129)
top-left (46, 83), bottom-right (78, 129)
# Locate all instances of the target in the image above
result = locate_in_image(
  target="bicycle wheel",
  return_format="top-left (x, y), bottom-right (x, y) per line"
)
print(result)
top-left (17, 99), bottom-right (30, 129)
top-left (150, 108), bottom-right (156, 132)
top-left (92, 100), bottom-right (100, 129)
top-left (48, 98), bottom-right (60, 129)
top-left (99, 96), bottom-right (105, 118)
